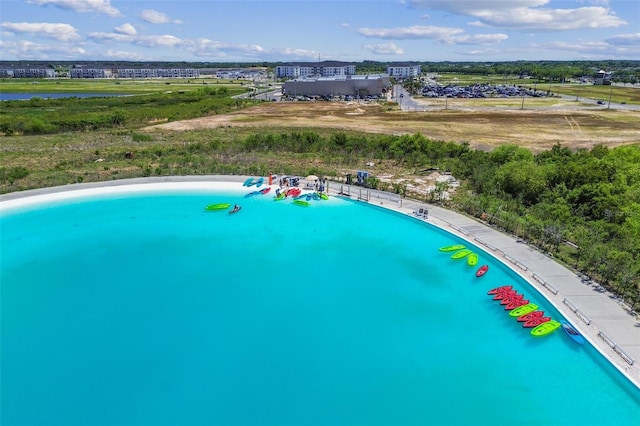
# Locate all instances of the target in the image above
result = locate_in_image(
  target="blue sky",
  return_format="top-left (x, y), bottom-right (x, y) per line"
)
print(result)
top-left (1, 0), bottom-right (638, 62)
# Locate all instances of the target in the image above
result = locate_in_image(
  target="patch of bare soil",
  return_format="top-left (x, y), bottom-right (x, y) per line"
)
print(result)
top-left (146, 101), bottom-right (640, 152)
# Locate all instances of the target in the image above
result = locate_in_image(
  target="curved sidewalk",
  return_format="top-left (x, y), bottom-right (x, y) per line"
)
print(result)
top-left (2, 175), bottom-right (639, 388)
top-left (330, 186), bottom-right (640, 388)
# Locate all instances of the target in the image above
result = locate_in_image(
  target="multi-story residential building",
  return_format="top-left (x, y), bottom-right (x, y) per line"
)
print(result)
top-left (70, 68), bottom-right (111, 78)
top-left (10, 68), bottom-right (56, 78)
top-left (276, 61), bottom-right (356, 79)
top-left (387, 63), bottom-right (421, 79)
top-left (116, 68), bottom-right (199, 79)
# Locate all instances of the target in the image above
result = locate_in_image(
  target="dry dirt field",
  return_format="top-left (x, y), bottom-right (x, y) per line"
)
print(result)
top-left (149, 101), bottom-right (640, 152)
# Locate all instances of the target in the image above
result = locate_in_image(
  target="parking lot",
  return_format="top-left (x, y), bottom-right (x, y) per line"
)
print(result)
top-left (421, 83), bottom-right (549, 99)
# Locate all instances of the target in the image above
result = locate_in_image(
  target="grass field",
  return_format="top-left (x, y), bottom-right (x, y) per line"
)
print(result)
top-left (150, 101), bottom-right (640, 152)
top-left (0, 78), bottom-right (248, 94)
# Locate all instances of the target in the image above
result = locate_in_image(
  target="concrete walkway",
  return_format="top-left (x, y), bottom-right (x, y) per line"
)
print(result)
top-left (2, 176), bottom-right (639, 388)
top-left (326, 183), bottom-right (640, 388)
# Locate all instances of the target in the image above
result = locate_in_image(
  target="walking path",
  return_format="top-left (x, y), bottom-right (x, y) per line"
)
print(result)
top-left (2, 175), bottom-right (639, 388)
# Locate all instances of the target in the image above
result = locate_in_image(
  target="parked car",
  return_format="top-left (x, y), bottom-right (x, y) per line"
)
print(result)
top-left (597, 100), bottom-right (605, 105)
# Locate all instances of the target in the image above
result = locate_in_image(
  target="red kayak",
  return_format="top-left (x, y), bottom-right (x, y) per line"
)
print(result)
top-left (504, 299), bottom-right (529, 310)
top-left (260, 187), bottom-right (271, 195)
top-left (500, 293), bottom-right (524, 305)
top-left (476, 265), bottom-right (489, 277)
top-left (517, 310), bottom-right (544, 322)
top-left (488, 285), bottom-right (512, 295)
top-left (493, 290), bottom-right (518, 300)
top-left (523, 316), bottom-right (551, 328)
top-left (286, 188), bottom-right (301, 197)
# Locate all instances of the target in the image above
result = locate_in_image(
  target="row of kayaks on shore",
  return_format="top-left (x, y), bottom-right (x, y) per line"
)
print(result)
top-left (243, 177), bottom-right (264, 187)
top-left (205, 178), bottom-right (330, 213)
top-left (273, 188), bottom-right (329, 203)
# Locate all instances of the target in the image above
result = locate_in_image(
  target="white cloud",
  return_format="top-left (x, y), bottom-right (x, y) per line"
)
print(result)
top-left (363, 43), bottom-right (404, 55)
top-left (28, 0), bottom-right (121, 17)
top-left (140, 9), bottom-right (182, 24)
top-left (1, 22), bottom-right (80, 42)
top-left (358, 25), bottom-right (464, 40)
top-left (88, 32), bottom-right (183, 48)
top-left (269, 47), bottom-right (317, 60)
top-left (0, 39), bottom-right (86, 59)
top-left (448, 33), bottom-right (508, 45)
top-left (114, 23), bottom-right (137, 36)
top-left (407, 0), bottom-right (626, 31)
top-left (88, 31), bottom-right (134, 43)
top-left (185, 38), bottom-right (265, 57)
top-left (606, 33), bottom-right (640, 46)
top-left (358, 25), bottom-right (506, 45)
top-left (133, 35), bottom-right (183, 48)
top-left (523, 38), bottom-right (639, 57)
top-left (105, 49), bottom-right (145, 60)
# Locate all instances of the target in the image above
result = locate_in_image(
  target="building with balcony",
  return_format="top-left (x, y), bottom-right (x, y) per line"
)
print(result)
top-left (387, 63), bottom-right (421, 79)
top-left (276, 61), bottom-right (356, 79)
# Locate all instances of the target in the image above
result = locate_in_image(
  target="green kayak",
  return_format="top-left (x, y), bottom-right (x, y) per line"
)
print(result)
top-left (439, 245), bottom-right (466, 252)
top-left (451, 249), bottom-right (472, 259)
top-left (205, 203), bottom-right (230, 211)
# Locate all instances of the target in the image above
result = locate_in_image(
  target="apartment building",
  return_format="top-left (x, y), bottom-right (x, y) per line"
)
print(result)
top-left (276, 61), bottom-right (356, 79)
top-left (116, 68), bottom-right (200, 79)
top-left (387, 63), bottom-right (421, 79)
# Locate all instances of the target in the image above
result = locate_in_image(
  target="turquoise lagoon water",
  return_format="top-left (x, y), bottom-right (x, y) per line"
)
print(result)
top-left (1, 188), bottom-right (639, 426)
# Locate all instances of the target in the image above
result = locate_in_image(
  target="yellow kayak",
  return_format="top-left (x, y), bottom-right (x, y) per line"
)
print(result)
top-left (467, 252), bottom-right (479, 266)
top-left (451, 249), bottom-right (472, 259)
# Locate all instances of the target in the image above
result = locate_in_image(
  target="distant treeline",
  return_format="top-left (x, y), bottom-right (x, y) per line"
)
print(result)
top-left (2, 59), bottom-right (638, 82)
